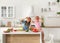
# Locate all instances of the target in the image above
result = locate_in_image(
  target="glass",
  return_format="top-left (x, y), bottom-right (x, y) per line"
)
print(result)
top-left (1, 6), bottom-right (7, 17)
top-left (8, 7), bottom-right (13, 18)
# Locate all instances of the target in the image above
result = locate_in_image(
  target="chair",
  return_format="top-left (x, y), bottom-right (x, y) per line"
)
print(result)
top-left (45, 34), bottom-right (54, 43)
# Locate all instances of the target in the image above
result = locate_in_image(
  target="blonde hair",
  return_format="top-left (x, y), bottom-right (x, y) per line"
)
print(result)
top-left (35, 16), bottom-right (40, 20)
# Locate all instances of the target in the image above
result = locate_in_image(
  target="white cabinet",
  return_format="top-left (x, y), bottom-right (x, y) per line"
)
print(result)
top-left (44, 15), bottom-right (60, 27)
top-left (1, 6), bottom-right (15, 19)
top-left (0, 34), bottom-right (3, 43)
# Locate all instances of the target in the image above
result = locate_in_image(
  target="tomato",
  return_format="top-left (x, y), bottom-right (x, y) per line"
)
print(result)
top-left (32, 28), bottom-right (38, 32)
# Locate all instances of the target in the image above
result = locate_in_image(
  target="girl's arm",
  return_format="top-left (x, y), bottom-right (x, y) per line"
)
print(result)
top-left (20, 19), bottom-right (25, 24)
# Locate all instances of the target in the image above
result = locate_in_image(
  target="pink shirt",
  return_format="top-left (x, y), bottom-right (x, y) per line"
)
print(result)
top-left (34, 20), bottom-right (42, 30)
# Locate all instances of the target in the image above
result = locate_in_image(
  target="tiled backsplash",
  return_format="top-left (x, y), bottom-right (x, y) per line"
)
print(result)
top-left (0, 19), bottom-right (21, 27)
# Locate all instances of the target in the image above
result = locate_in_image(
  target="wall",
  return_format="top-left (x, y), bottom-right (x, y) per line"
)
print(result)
top-left (0, 0), bottom-right (58, 19)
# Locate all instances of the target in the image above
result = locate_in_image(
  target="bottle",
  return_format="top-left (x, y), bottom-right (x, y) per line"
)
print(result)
top-left (26, 29), bottom-right (29, 32)
top-left (41, 16), bottom-right (44, 27)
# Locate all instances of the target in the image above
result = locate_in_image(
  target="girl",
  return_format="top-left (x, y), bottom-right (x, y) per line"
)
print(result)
top-left (21, 17), bottom-right (31, 31)
top-left (34, 16), bottom-right (45, 43)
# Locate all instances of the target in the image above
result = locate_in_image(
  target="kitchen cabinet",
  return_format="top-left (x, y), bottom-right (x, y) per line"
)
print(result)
top-left (44, 15), bottom-right (60, 27)
top-left (3, 32), bottom-right (42, 43)
top-left (0, 34), bottom-right (3, 43)
top-left (6, 34), bottom-right (40, 43)
top-left (0, 27), bottom-right (42, 43)
top-left (1, 6), bottom-right (15, 19)
top-left (1, 6), bottom-right (7, 18)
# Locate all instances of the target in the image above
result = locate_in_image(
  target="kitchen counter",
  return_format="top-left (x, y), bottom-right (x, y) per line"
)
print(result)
top-left (2, 31), bottom-right (41, 34)
top-left (1, 26), bottom-right (60, 28)
top-left (42, 26), bottom-right (60, 28)
top-left (0, 27), bottom-right (42, 43)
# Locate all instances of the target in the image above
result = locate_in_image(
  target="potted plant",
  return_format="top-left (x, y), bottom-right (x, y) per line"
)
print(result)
top-left (57, 12), bottom-right (60, 15)
top-left (57, 0), bottom-right (59, 3)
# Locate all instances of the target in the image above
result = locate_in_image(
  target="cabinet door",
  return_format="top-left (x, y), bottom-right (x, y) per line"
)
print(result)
top-left (1, 6), bottom-right (7, 18)
top-left (0, 34), bottom-right (3, 43)
top-left (1, 6), bottom-right (15, 18)
top-left (8, 6), bottom-right (15, 18)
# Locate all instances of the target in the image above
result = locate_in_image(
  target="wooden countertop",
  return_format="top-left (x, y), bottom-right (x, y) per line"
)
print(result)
top-left (2, 31), bottom-right (41, 34)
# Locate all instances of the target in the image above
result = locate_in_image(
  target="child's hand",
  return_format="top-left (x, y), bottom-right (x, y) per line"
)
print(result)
top-left (37, 28), bottom-right (42, 32)
top-left (20, 19), bottom-right (24, 22)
